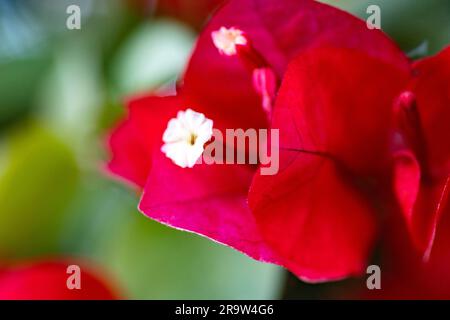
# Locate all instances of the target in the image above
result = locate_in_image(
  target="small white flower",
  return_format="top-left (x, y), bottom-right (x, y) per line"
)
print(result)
top-left (211, 27), bottom-right (247, 56)
top-left (161, 109), bottom-right (213, 168)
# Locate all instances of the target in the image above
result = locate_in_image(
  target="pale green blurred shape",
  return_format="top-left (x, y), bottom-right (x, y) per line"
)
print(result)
top-left (36, 37), bottom-right (104, 154)
top-left (111, 19), bottom-right (196, 97)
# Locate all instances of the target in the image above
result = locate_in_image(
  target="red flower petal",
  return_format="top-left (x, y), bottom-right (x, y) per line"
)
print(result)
top-left (393, 47), bottom-right (450, 258)
top-left (271, 47), bottom-right (409, 174)
top-left (412, 46), bottom-right (450, 176)
top-left (140, 151), bottom-right (278, 262)
top-left (249, 47), bottom-right (409, 281)
top-left (367, 196), bottom-right (450, 299)
top-left (250, 151), bottom-right (377, 282)
top-left (0, 260), bottom-right (118, 300)
top-left (393, 151), bottom-right (450, 259)
top-left (108, 115), bottom-right (150, 188)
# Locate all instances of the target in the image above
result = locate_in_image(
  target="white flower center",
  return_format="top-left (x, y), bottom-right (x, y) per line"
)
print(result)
top-left (161, 109), bottom-right (213, 168)
top-left (211, 27), bottom-right (247, 56)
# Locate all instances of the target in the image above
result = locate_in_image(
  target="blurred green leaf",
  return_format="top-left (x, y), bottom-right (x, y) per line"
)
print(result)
top-left (36, 38), bottom-right (103, 151)
top-left (102, 214), bottom-right (283, 299)
top-left (0, 124), bottom-right (79, 258)
top-left (0, 57), bottom-right (50, 129)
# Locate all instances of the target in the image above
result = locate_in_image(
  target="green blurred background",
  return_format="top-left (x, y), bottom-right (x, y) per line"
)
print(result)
top-left (0, 0), bottom-right (448, 299)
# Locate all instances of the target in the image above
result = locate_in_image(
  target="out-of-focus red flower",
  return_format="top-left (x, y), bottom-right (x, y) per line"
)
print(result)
top-left (0, 260), bottom-right (118, 300)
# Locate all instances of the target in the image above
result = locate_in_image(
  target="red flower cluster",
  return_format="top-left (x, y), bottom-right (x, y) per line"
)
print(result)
top-left (109, 0), bottom-right (449, 296)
